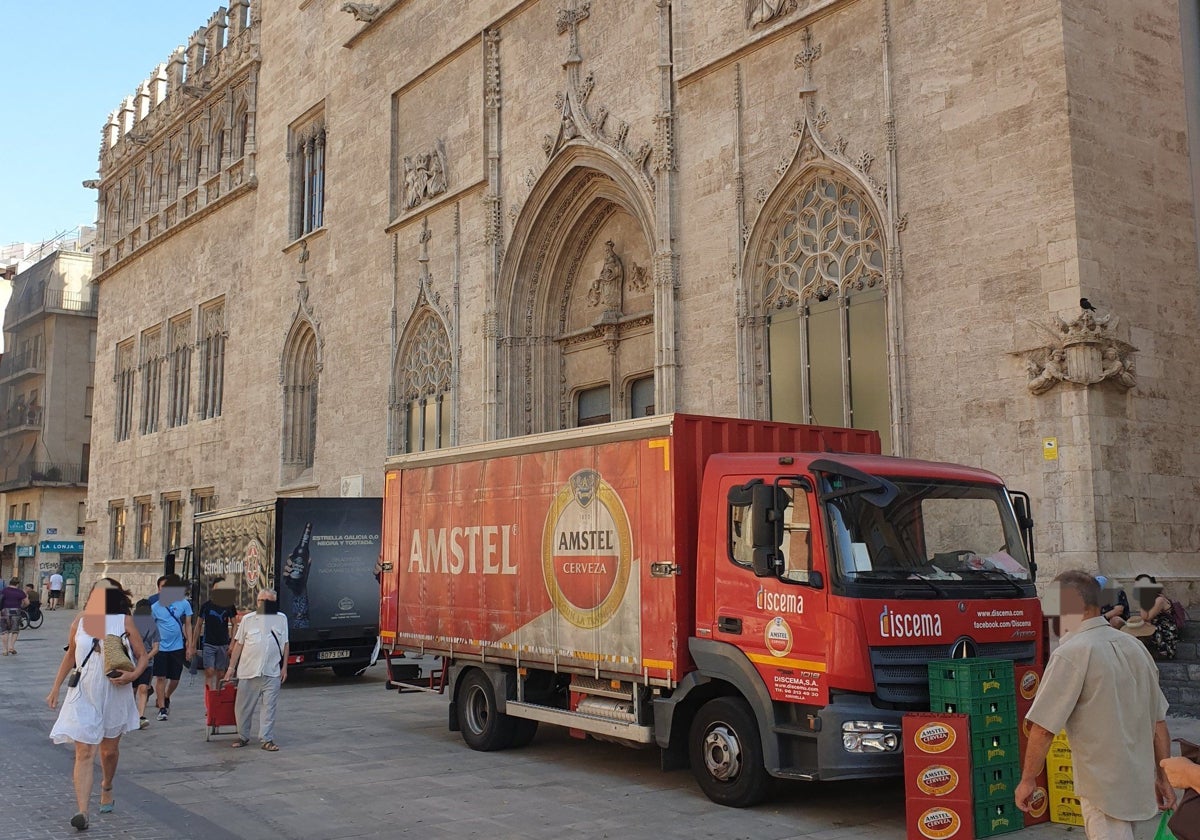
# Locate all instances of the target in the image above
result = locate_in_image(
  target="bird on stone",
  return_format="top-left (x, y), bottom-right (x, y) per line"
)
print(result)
top-left (1080, 297), bottom-right (1097, 311)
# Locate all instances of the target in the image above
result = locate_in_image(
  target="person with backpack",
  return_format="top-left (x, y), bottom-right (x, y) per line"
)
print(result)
top-left (1133, 573), bottom-right (1183, 660)
top-left (149, 574), bottom-right (194, 721)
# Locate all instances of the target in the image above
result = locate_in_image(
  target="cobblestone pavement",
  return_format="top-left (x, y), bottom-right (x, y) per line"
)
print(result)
top-left (3, 608), bottom-right (1196, 839)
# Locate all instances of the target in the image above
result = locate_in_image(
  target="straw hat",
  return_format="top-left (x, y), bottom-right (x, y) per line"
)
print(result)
top-left (1121, 616), bottom-right (1156, 637)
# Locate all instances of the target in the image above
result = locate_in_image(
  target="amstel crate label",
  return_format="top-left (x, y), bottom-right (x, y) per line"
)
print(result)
top-left (917, 806), bottom-right (966, 840)
top-left (915, 765), bottom-right (961, 797)
top-left (1018, 666), bottom-right (1040, 701)
top-left (1027, 787), bottom-right (1048, 819)
top-left (914, 721), bottom-right (958, 754)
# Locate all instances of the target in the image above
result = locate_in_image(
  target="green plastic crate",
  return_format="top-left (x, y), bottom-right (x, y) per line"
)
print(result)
top-left (928, 692), bottom-right (1017, 732)
top-left (974, 797), bottom-right (1023, 837)
top-left (970, 729), bottom-right (1019, 768)
top-left (927, 658), bottom-right (1015, 701)
top-left (972, 762), bottom-right (1020, 802)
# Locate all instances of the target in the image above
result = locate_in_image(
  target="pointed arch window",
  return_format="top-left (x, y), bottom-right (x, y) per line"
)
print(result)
top-left (283, 321), bottom-right (319, 469)
top-left (760, 170), bottom-right (892, 452)
top-left (198, 299), bottom-right (226, 419)
top-left (391, 308), bottom-right (451, 455)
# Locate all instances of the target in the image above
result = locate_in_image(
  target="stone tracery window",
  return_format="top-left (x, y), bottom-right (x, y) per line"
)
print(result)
top-left (114, 340), bottom-right (136, 442)
top-left (282, 321), bottom-right (319, 469)
top-left (760, 169), bottom-right (892, 451)
top-left (391, 308), bottom-right (451, 454)
top-left (289, 110), bottom-right (326, 239)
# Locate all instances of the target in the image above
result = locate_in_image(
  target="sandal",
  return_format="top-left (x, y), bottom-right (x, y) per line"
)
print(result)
top-left (231, 737), bottom-right (250, 748)
top-left (261, 740), bottom-right (279, 751)
top-left (99, 786), bottom-right (114, 814)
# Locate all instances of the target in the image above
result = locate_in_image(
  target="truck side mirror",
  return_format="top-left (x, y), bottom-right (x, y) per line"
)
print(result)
top-left (727, 480), bottom-right (783, 578)
top-left (1011, 495), bottom-right (1034, 530)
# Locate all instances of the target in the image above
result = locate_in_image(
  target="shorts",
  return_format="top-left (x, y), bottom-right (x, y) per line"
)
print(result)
top-left (0, 609), bottom-right (18, 632)
top-left (49, 589), bottom-right (61, 599)
top-left (132, 667), bottom-right (153, 688)
top-left (202, 643), bottom-right (230, 671)
top-left (152, 648), bottom-right (186, 680)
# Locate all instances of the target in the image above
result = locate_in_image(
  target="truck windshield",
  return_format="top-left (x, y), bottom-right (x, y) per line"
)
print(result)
top-left (823, 480), bottom-right (1031, 584)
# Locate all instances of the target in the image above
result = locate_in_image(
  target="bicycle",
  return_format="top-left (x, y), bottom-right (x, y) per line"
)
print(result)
top-left (18, 605), bottom-right (43, 630)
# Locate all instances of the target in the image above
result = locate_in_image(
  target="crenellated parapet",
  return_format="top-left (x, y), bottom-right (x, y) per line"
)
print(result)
top-left (92, 2), bottom-right (260, 278)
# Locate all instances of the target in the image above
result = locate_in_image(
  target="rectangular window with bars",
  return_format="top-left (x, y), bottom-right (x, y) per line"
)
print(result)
top-left (168, 313), bottom-right (192, 427)
top-left (290, 109), bottom-right (326, 239)
top-left (198, 300), bottom-right (225, 420)
top-left (135, 497), bottom-right (152, 559)
top-left (110, 502), bottom-right (126, 560)
top-left (115, 340), bottom-right (136, 441)
top-left (162, 496), bottom-right (183, 554)
top-left (139, 327), bottom-right (163, 434)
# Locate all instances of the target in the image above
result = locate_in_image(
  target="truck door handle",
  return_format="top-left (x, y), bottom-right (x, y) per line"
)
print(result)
top-left (717, 616), bottom-right (742, 634)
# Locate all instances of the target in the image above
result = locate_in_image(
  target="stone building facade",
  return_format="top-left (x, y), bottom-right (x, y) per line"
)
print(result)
top-left (0, 249), bottom-right (97, 592)
top-left (86, 0), bottom-right (1200, 597)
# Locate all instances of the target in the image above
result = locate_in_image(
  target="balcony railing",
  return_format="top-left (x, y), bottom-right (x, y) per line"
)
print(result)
top-left (0, 404), bottom-right (42, 432)
top-left (0, 461), bottom-right (88, 492)
top-left (0, 349), bottom-right (44, 381)
top-left (7, 287), bottom-right (98, 324)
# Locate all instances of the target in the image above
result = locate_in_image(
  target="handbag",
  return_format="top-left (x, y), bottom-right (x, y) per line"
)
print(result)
top-left (103, 633), bottom-right (135, 673)
top-left (1169, 739), bottom-right (1200, 840)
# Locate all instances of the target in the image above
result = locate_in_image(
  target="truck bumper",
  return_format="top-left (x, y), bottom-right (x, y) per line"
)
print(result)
top-left (814, 694), bottom-right (905, 781)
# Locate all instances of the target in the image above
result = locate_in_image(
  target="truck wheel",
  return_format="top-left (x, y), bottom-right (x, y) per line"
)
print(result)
top-left (457, 670), bottom-right (515, 751)
top-left (688, 697), bottom-right (771, 808)
top-left (508, 717), bottom-right (539, 748)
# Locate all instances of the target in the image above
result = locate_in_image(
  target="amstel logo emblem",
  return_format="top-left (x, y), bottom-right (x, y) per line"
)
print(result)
top-left (918, 807), bottom-right (964, 840)
top-left (764, 617), bottom-right (793, 657)
top-left (541, 469), bottom-right (632, 629)
top-left (1019, 668), bottom-right (1040, 700)
top-left (916, 765), bottom-right (960, 797)
top-left (914, 722), bottom-right (956, 753)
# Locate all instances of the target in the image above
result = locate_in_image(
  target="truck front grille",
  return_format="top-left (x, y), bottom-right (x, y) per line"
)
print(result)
top-left (869, 642), bottom-right (1037, 706)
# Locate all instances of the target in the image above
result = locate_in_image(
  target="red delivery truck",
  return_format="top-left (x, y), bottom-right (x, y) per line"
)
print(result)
top-left (379, 414), bottom-right (1042, 807)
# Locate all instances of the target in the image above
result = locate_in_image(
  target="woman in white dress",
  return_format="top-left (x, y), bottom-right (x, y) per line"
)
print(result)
top-left (46, 579), bottom-right (149, 831)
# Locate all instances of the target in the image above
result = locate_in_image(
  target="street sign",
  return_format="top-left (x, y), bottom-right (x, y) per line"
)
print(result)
top-left (39, 540), bottom-right (84, 553)
top-left (16, 545), bottom-right (35, 557)
top-left (7, 519), bottom-right (36, 533)
top-left (46, 527), bottom-right (58, 535)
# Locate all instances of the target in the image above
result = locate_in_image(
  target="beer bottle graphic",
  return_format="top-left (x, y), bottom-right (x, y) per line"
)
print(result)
top-left (284, 522), bottom-right (313, 627)
top-left (880, 605), bottom-right (892, 637)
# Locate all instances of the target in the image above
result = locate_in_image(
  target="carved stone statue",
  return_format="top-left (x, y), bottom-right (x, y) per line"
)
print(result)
top-left (1101, 346), bottom-right (1136, 389)
top-left (747, 0), bottom-right (798, 28)
top-left (1027, 350), bottom-right (1066, 395)
top-left (587, 240), bottom-right (625, 314)
top-left (341, 3), bottom-right (381, 23)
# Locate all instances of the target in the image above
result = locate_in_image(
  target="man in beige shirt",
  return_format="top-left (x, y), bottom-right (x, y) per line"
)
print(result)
top-left (1015, 570), bottom-right (1175, 840)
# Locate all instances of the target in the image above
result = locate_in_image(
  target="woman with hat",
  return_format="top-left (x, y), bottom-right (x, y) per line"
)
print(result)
top-left (1129, 573), bottom-right (1179, 660)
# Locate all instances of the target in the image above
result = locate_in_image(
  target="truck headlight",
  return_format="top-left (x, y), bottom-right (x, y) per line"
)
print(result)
top-left (841, 720), bottom-right (901, 753)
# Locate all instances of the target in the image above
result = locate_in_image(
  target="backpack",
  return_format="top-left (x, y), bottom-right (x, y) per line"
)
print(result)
top-left (1170, 598), bottom-right (1189, 630)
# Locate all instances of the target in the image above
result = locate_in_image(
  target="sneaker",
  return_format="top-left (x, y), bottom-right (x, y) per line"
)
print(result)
top-left (139, 717), bottom-right (149, 730)
top-left (156, 709), bottom-right (167, 722)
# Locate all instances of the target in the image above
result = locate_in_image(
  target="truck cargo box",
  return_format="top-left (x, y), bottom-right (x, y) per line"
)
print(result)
top-left (381, 413), bottom-right (879, 683)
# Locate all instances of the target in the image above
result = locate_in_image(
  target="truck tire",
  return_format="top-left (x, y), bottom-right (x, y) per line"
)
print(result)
top-left (457, 670), bottom-right (516, 751)
top-left (508, 717), bottom-right (539, 748)
top-left (688, 697), bottom-right (771, 808)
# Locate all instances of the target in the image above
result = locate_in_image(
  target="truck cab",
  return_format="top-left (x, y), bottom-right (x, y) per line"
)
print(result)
top-left (674, 452), bottom-right (1040, 804)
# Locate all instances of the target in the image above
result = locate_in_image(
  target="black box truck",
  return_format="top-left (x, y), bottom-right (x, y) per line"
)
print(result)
top-left (186, 497), bottom-right (382, 676)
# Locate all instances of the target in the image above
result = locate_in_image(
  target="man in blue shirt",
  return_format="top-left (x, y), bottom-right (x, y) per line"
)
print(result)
top-left (150, 574), bottom-right (194, 721)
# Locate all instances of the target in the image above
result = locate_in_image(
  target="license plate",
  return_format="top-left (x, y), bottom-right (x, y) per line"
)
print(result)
top-left (318, 649), bottom-right (350, 660)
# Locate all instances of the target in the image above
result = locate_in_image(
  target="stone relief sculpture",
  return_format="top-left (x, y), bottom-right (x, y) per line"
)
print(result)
top-left (1022, 304), bottom-right (1137, 394)
top-left (747, 0), bottom-right (798, 28)
top-left (340, 3), bottom-right (381, 23)
top-left (402, 141), bottom-right (447, 210)
top-left (587, 240), bottom-right (624, 314)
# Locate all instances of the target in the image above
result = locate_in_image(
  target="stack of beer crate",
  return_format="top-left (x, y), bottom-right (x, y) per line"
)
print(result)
top-left (903, 711), bottom-right (974, 840)
top-left (926, 658), bottom-right (1023, 838)
top-left (1013, 664), bottom-right (1051, 827)
top-left (1045, 732), bottom-right (1083, 826)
